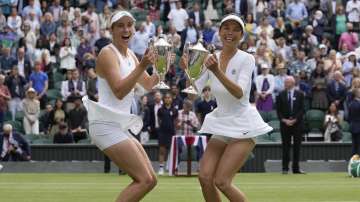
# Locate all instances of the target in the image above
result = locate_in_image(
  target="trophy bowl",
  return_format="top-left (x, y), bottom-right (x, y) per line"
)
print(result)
top-left (149, 35), bottom-right (173, 90)
top-left (182, 40), bottom-right (210, 94)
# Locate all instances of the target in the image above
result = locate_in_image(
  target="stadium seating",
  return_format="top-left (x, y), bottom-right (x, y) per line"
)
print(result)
top-left (269, 132), bottom-right (282, 142)
top-left (305, 109), bottom-right (325, 140)
top-left (256, 134), bottom-right (273, 143)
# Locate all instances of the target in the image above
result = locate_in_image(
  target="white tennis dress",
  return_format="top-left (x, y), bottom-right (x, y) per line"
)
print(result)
top-left (82, 44), bottom-right (143, 150)
top-left (195, 50), bottom-right (272, 139)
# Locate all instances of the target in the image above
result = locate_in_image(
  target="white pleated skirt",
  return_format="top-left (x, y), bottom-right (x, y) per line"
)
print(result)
top-left (82, 96), bottom-right (143, 151)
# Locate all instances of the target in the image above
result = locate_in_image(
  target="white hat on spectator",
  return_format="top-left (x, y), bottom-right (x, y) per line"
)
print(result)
top-left (110, 10), bottom-right (136, 27)
top-left (314, 10), bottom-right (323, 20)
top-left (27, 88), bottom-right (36, 93)
top-left (261, 63), bottom-right (270, 69)
top-left (305, 25), bottom-right (313, 31)
top-left (347, 51), bottom-right (358, 59)
top-left (319, 44), bottom-right (326, 49)
top-left (220, 14), bottom-right (245, 33)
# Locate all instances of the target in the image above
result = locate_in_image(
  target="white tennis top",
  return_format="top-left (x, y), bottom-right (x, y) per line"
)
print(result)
top-left (195, 49), bottom-right (272, 138)
top-left (83, 44), bottom-right (142, 134)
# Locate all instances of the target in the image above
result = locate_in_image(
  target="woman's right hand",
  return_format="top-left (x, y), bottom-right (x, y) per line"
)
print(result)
top-left (139, 48), bottom-right (156, 70)
top-left (179, 53), bottom-right (188, 71)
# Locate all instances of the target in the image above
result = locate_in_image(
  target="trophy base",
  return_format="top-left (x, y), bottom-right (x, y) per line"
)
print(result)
top-left (153, 81), bottom-right (170, 90)
top-left (181, 86), bottom-right (198, 95)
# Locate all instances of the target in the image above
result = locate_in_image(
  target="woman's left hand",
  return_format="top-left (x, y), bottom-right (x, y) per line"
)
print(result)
top-left (151, 73), bottom-right (160, 85)
top-left (204, 54), bottom-right (219, 73)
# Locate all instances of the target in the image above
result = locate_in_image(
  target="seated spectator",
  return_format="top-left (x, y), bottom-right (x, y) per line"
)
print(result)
top-left (40, 12), bottom-right (57, 39)
top-left (285, 0), bottom-right (308, 26)
top-left (324, 50), bottom-right (342, 76)
top-left (29, 60), bottom-right (48, 109)
top-left (0, 9), bottom-right (6, 29)
top-left (255, 17), bottom-right (274, 38)
top-left (256, 63), bottom-right (275, 112)
top-left (343, 52), bottom-right (360, 88)
top-left (327, 71), bottom-right (347, 110)
top-left (338, 23), bottom-right (358, 52)
top-left (0, 74), bottom-right (10, 129)
top-left (53, 122), bottom-right (74, 144)
top-left (130, 22), bottom-right (149, 60)
top-left (144, 15), bottom-right (156, 37)
top-left (310, 61), bottom-right (329, 110)
top-left (39, 103), bottom-right (53, 133)
top-left (60, 68), bottom-right (86, 111)
top-left (0, 25), bottom-right (17, 49)
top-left (59, 37), bottom-right (77, 71)
top-left (67, 97), bottom-right (87, 143)
top-left (86, 68), bottom-right (98, 102)
top-left (5, 67), bottom-right (27, 121)
top-left (288, 49), bottom-right (312, 78)
top-left (245, 14), bottom-right (257, 36)
top-left (7, 7), bottom-right (22, 35)
top-left (167, 25), bottom-right (182, 49)
top-left (177, 99), bottom-right (199, 136)
top-left (22, 88), bottom-right (40, 135)
top-left (324, 102), bottom-right (342, 142)
top-left (300, 25), bottom-right (318, 55)
top-left (94, 29), bottom-right (111, 55)
top-left (76, 37), bottom-right (93, 69)
top-left (0, 124), bottom-right (31, 161)
top-left (56, 20), bottom-right (73, 45)
top-left (48, 99), bottom-right (67, 136)
top-left (274, 63), bottom-right (287, 98)
top-left (188, 2), bottom-right (205, 29)
top-left (0, 47), bottom-right (16, 74)
top-left (15, 47), bottom-right (32, 79)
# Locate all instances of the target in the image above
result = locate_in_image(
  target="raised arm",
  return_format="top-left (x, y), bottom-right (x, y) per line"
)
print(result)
top-left (96, 47), bottom-right (154, 100)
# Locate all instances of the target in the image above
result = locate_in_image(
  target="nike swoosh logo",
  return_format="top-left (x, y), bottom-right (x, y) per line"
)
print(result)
top-left (243, 131), bottom-right (249, 135)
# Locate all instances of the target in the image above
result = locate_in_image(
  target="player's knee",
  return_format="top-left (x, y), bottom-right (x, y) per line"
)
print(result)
top-left (198, 171), bottom-right (214, 186)
top-left (214, 177), bottom-right (231, 192)
top-left (140, 174), bottom-right (157, 191)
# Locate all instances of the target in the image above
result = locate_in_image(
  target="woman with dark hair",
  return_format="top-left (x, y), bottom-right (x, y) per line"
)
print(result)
top-left (324, 102), bottom-right (342, 142)
top-left (48, 98), bottom-right (67, 136)
top-left (59, 37), bottom-right (77, 71)
top-left (310, 60), bottom-right (329, 110)
top-left (181, 14), bottom-right (272, 202)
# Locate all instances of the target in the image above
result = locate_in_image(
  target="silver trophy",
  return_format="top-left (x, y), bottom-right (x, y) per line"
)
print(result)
top-left (149, 35), bottom-right (173, 89)
top-left (182, 39), bottom-right (212, 94)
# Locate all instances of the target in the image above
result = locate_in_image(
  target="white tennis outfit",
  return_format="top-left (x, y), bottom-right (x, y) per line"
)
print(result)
top-left (82, 44), bottom-right (142, 150)
top-left (195, 50), bottom-right (272, 139)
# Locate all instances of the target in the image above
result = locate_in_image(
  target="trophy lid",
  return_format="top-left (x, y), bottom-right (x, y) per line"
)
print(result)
top-left (190, 40), bottom-right (208, 53)
top-left (154, 35), bottom-right (171, 47)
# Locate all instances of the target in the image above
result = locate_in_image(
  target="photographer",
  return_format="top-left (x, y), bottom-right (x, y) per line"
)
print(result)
top-left (0, 124), bottom-right (31, 161)
top-left (177, 99), bottom-right (200, 136)
top-left (323, 102), bottom-right (342, 142)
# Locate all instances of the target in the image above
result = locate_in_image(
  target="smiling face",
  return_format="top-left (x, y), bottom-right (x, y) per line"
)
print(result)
top-left (219, 20), bottom-right (243, 47)
top-left (111, 16), bottom-right (135, 45)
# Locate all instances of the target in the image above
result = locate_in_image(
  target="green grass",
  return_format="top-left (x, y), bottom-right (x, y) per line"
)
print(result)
top-left (0, 173), bottom-right (358, 202)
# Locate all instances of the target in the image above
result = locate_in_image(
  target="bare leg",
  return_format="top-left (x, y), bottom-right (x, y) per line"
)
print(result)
top-left (198, 138), bottom-right (227, 202)
top-left (214, 139), bottom-right (255, 202)
top-left (130, 138), bottom-right (157, 181)
top-left (103, 139), bottom-right (157, 202)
